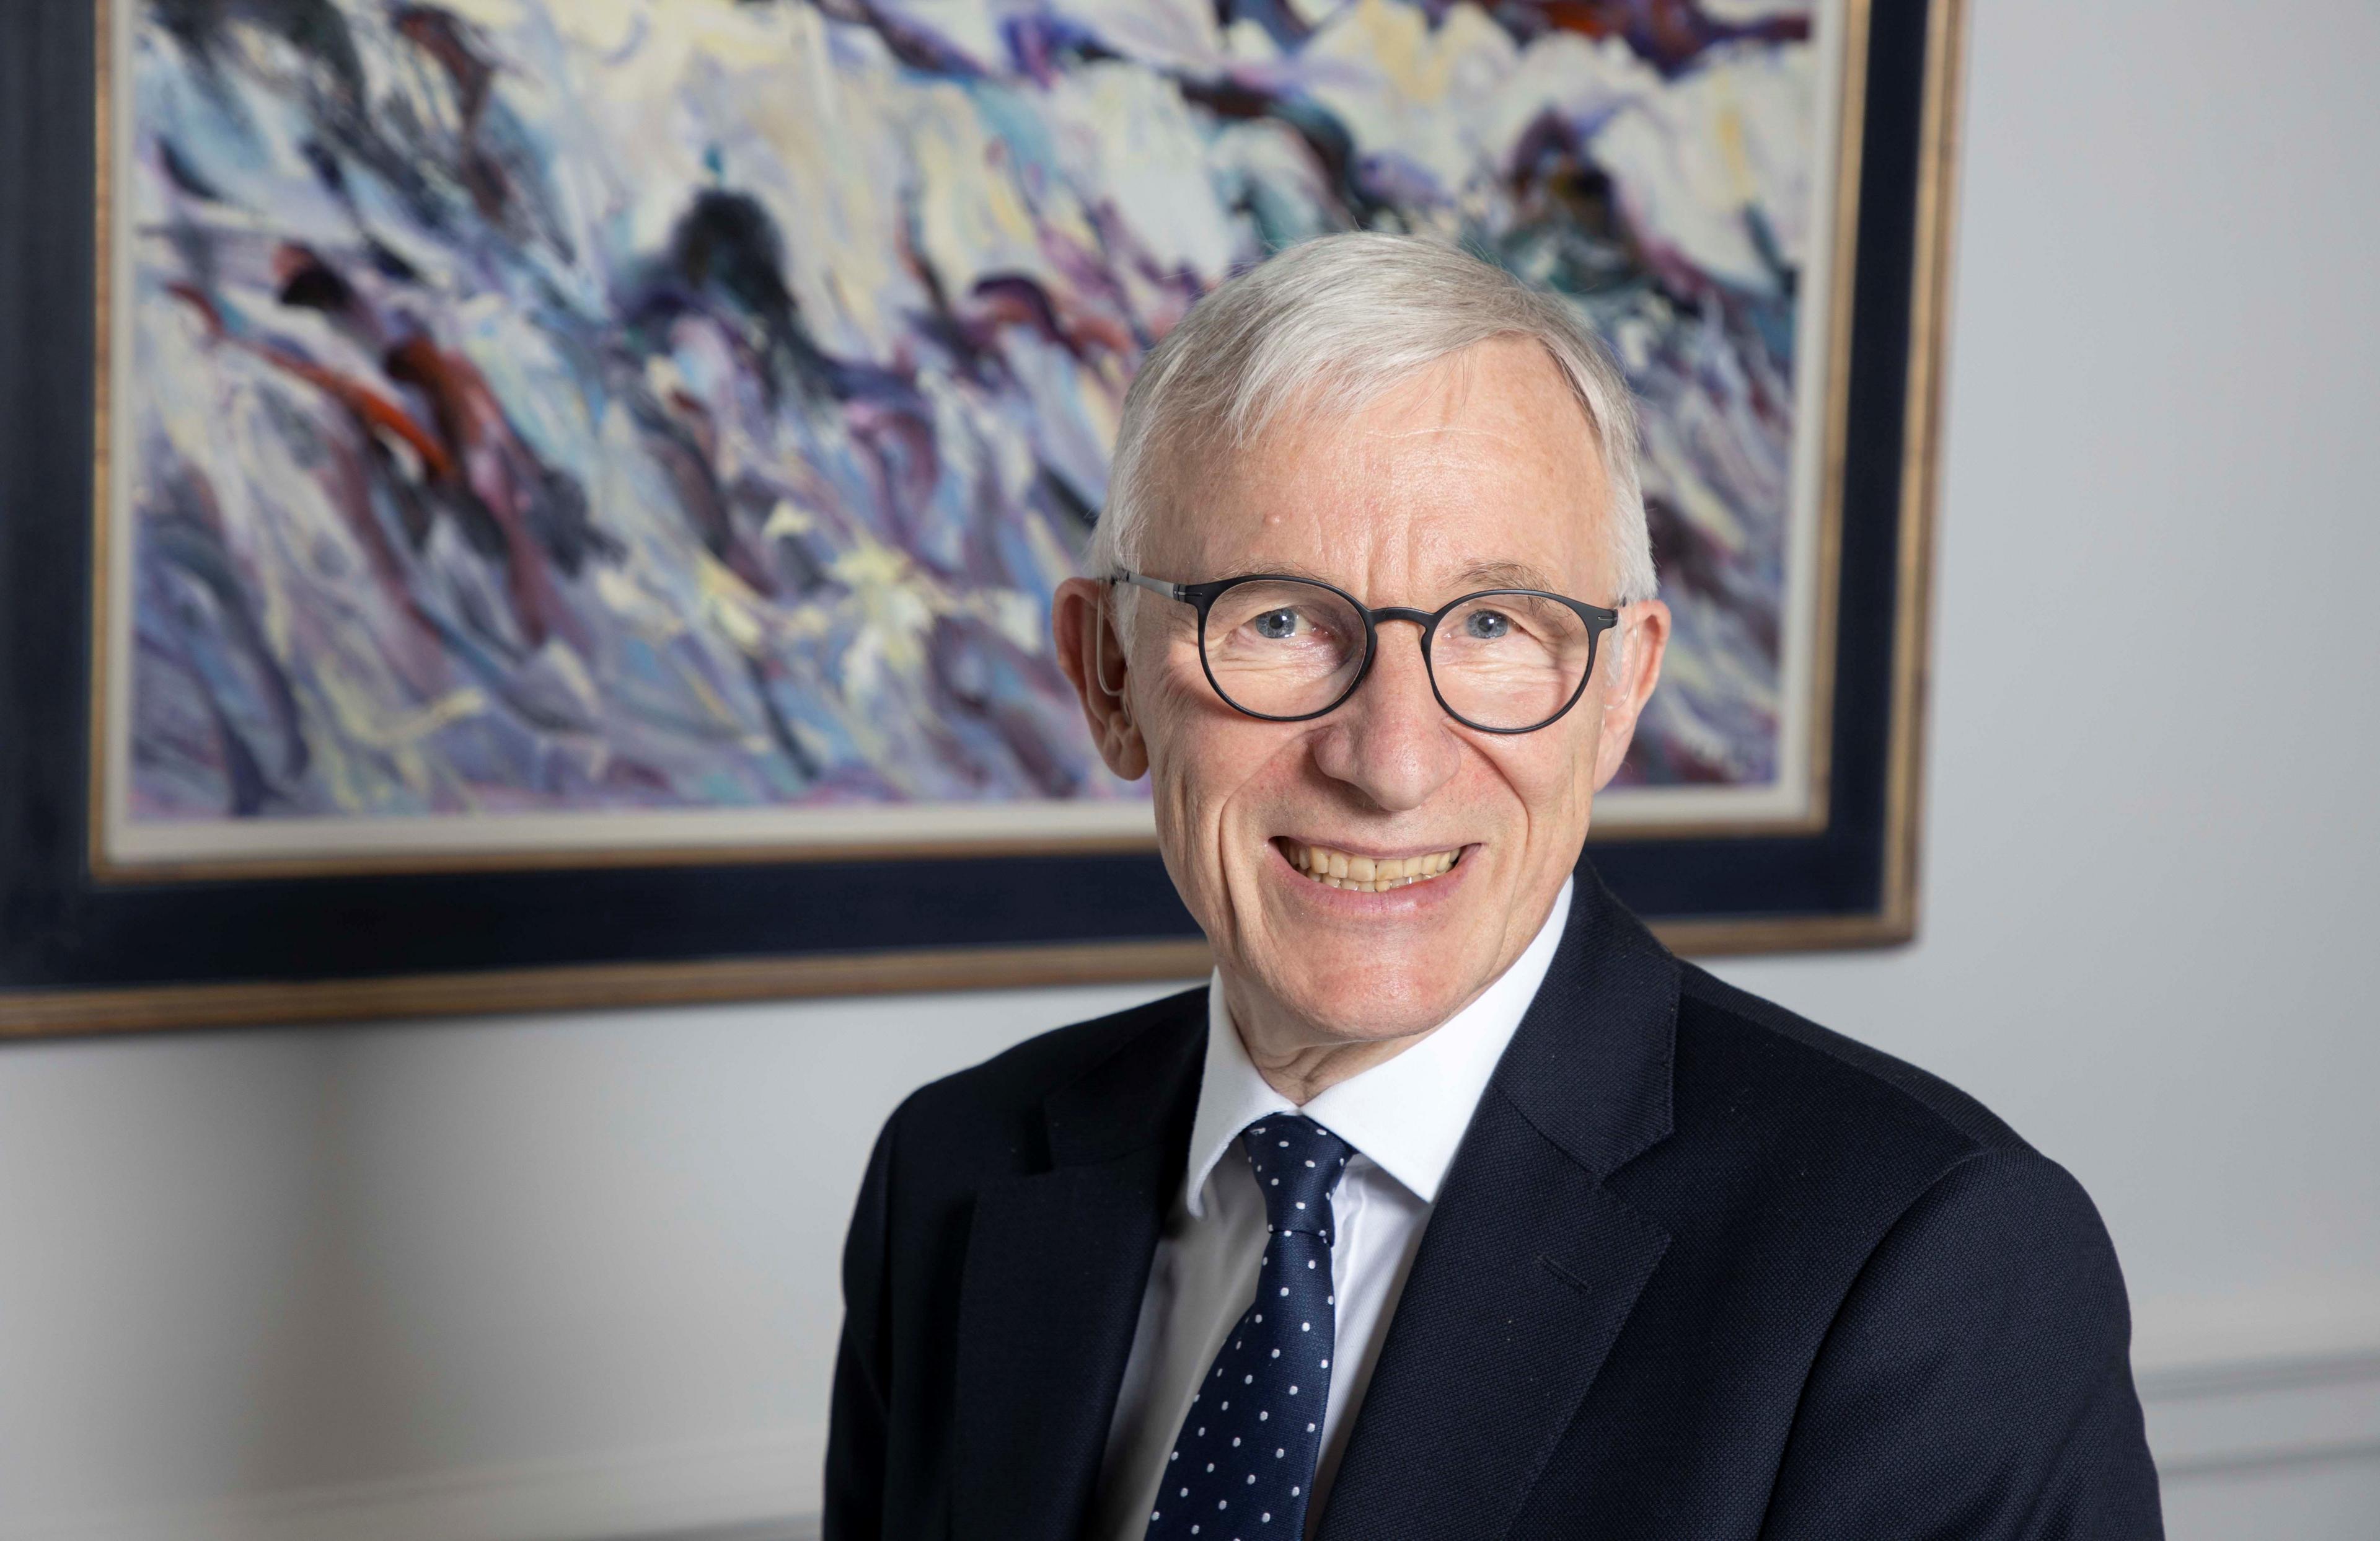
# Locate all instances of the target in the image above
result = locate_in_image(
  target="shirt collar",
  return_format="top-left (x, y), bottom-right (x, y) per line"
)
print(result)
top-left (1183, 878), bottom-right (1574, 1216)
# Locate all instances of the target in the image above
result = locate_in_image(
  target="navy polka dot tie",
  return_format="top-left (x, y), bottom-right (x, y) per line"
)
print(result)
top-left (1143, 1115), bottom-right (1354, 1541)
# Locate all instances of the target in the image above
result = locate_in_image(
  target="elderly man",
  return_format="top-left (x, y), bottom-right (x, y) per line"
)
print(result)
top-left (824, 235), bottom-right (2161, 1539)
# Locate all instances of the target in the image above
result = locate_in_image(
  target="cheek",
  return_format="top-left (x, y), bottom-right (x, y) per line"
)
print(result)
top-left (1140, 697), bottom-right (1290, 903)
top-left (1481, 722), bottom-right (1600, 831)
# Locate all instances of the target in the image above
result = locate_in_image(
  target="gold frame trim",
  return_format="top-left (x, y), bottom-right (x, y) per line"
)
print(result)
top-left (86, 0), bottom-right (117, 883)
top-left (19, 0), bottom-right (1966, 1036)
top-left (0, 940), bottom-right (1220, 1040)
top-left (1875, 0), bottom-right (1967, 945)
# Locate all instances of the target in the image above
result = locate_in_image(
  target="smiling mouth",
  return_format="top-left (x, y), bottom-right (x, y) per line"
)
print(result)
top-left (1279, 839), bottom-right (1465, 893)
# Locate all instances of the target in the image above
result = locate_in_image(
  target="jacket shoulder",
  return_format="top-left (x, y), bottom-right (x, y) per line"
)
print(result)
top-left (1616, 966), bottom-right (2123, 1400)
top-left (889, 985), bottom-right (1207, 1169)
top-left (1625, 963), bottom-right (2056, 1254)
top-left (909, 984), bottom-right (1205, 1114)
top-left (1673, 961), bottom-right (2030, 1160)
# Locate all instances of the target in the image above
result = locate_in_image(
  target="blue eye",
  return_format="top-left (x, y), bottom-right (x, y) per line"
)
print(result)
top-left (1464, 610), bottom-right (1510, 640)
top-left (1253, 609), bottom-right (1300, 640)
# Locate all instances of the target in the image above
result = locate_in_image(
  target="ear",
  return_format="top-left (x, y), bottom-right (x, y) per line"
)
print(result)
top-left (1052, 576), bottom-right (1151, 781)
top-left (1591, 598), bottom-right (1670, 793)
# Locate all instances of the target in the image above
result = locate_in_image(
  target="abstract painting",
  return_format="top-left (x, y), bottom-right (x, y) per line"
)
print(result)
top-left (97, 0), bottom-right (1850, 871)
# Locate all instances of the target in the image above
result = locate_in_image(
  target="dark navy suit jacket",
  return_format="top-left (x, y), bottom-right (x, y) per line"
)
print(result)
top-left (824, 869), bottom-right (2163, 1539)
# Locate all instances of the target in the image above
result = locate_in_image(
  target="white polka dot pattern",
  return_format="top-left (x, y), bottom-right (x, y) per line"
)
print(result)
top-left (1142, 1115), bottom-right (1352, 1541)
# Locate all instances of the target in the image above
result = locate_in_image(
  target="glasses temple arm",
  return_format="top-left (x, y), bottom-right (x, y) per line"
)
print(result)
top-left (1109, 570), bottom-right (1185, 603)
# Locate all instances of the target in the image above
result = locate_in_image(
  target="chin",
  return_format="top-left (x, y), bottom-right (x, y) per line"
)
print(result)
top-left (1263, 948), bottom-right (1486, 1043)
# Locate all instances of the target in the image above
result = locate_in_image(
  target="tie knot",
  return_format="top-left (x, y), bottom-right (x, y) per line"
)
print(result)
top-left (1240, 1115), bottom-right (1354, 1239)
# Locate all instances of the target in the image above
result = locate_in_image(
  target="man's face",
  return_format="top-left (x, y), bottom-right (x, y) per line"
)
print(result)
top-left (1060, 337), bottom-right (1668, 1048)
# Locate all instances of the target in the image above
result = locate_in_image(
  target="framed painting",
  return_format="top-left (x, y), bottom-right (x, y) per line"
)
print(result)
top-left (0, 0), bottom-right (1963, 1036)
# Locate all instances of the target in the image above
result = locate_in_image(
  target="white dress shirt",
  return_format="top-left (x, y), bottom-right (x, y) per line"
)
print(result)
top-left (1088, 880), bottom-right (1574, 1541)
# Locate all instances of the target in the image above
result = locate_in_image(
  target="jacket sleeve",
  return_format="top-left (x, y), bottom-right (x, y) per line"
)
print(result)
top-left (822, 1103), bottom-right (902, 1541)
top-left (1759, 1149), bottom-right (2164, 1540)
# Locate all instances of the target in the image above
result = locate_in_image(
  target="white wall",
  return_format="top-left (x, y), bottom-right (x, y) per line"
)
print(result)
top-left (0, 987), bottom-right (1171, 1540)
top-left (6, 0), bottom-right (2379, 1537)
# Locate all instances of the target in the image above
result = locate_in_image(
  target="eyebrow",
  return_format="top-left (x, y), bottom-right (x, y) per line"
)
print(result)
top-left (1204, 558), bottom-right (1572, 597)
top-left (1235, 559), bottom-right (1340, 584)
top-left (1450, 559), bottom-right (1564, 592)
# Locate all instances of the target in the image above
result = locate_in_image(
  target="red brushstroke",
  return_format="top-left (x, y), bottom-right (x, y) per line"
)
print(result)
top-left (167, 282), bottom-right (580, 653)
top-left (385, 335), bottom-right (579, 650)
top-left (169, 282), bottom-right (453, 480)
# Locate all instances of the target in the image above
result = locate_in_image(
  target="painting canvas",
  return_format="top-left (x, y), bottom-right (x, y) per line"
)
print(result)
top-left (97, 0), bottom-right (1853, 873)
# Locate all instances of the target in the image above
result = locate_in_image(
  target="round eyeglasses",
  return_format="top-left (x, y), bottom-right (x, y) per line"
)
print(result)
top-left (1111, 570), bottom-right (1620, 735)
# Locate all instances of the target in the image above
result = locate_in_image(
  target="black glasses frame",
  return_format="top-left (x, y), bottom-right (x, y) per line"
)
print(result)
top-left (1111, 568), bottom-right (1621, 735)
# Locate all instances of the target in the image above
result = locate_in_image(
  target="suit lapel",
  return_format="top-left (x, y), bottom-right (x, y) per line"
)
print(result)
top-left (1318, 868), bottom-right (1681, 1541)
top-left (952, 998), bottom-right (1207, 1541)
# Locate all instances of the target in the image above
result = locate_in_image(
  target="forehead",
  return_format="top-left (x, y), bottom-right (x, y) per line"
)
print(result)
top-left (1149, 336), bottom-right (1612, 598)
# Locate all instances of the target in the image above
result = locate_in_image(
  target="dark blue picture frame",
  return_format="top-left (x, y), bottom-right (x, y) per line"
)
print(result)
top-left (1, 0), bottom-right (1959, 1036)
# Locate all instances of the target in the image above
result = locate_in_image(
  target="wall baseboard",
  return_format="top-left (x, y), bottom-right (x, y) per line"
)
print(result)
top-left (2133, 1292), bottom-right (2380, 1484)
top-left (2141, 1350), bottom-right (2380, 1483)
top-left (1, 1428), bottom-right (824, 1541)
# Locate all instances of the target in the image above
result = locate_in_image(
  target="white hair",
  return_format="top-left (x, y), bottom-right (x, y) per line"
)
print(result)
top-left (1089, 232), bottom-right (1657, 608)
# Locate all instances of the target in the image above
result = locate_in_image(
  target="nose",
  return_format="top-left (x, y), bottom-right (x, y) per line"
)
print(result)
top-left (1307, 621), bottom-right (1460, 812)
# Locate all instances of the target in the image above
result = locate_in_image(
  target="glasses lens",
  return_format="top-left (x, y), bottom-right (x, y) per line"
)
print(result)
top-left (1429, 592), bottom-right (1596, 730)
top-left (1201, 580), bottom-right (1367, 718)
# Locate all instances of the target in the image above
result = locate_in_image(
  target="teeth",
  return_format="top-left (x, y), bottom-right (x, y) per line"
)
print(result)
top-left (1284, 841), bottom-right (1462, 892)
